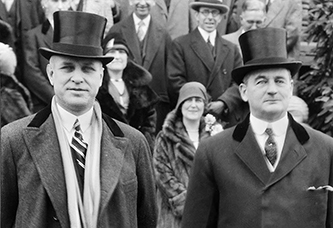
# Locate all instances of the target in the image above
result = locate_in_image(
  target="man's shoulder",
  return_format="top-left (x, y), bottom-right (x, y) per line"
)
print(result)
top-left (1, 114), bottom-right (36, 137)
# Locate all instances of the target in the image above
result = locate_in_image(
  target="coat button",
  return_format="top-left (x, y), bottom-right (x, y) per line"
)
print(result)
top-left (53, 216), bottom-right (59, 221)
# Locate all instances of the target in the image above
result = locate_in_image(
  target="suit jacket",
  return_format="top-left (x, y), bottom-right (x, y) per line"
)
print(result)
top-left (222, 27), bottom-right (243, 56)
top-left (23, 20), bottom-right (54, 112)
top-left (168, 28), bottom-right (246, 127)
top-left (182, 114), bottom-right (333, 228)
top-left (1, 105), bottom-right (157, 228)
top-left (150, 0), bottom-right (197, 40)
top-left (107, 14), bottom-right (172, 104)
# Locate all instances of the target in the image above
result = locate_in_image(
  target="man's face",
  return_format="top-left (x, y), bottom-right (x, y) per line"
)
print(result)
top-left (47, 55), bottom-right (104, 115)
top-left (195, 7), bottom-right (222, 33)
top-left (130, 0), bottom-right (155, 20)
top-left (240, 9), bottom-right (266, 31)
top-left (239, 68), bottom-right (293, 122)
top-left (43, 0), bottom-right (72, 18)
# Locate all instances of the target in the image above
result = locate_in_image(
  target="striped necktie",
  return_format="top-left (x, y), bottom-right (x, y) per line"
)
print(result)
top-left (264, 128), bottom-right (277, 165)
top-left (137, 20), bottom-right (145, 42)
top-left (70, 119), bottom-right (88, 193)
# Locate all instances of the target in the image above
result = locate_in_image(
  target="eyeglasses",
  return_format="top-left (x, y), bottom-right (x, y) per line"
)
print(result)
top-left (199, 9), bottom-right (221, 17)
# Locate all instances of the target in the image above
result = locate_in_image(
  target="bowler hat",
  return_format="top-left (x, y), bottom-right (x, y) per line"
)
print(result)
top-left (39, 11), bottom-right (113, 65)
top-left (232, 27), bottom-right (302, 85)
top-left (190, 0), bottom-right (229, 14)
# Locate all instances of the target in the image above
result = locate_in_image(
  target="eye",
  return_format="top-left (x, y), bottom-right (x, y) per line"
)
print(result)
top-left (61, 65), bottom-right (74, 72)
top-left (256, 79), bottom-right (267, 85)
top-left (82, 66), bottom-right (96, 73)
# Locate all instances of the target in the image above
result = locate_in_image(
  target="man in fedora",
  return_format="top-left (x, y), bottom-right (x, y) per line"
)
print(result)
top-left (181, 27), bottom-right (333, 227)
top-left (1, 11), bottom-right (157, 228)
top-left (168, 0), bottom-right (246, 128)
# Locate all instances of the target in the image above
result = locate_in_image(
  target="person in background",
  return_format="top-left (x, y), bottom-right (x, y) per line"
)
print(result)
top-left (181, 27), bottom-right (333, 228)
top-left (107, 0), bottom-right (172, 134)
top-left (23, 0), bottom-right (72, 113)
top-left (287, 95), bottom-right (309, 124)
top-left (2, 11), bottom-right (157, 228)
top-left (97, 33), bottom-right (159, 152)
top-left (0, 0), bottom-right (45, 83)
top-left (232, 0), bottom-right (302, 60)
top-left (223, 0), bottom-right (266, 55)
top-left (150, 0), bottom-right (197, 40)
top-left (167, 0), bottom-right (246, 129)
top-left (154, 82), bottom-right (222, 228)
top-left (0, 28), bottom-right (32, 127)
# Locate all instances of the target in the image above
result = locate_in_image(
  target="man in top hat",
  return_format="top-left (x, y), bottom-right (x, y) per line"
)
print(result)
top-left (167, 0), bottom-right (246, 129)
top-left (181, 27), bottom-right (333, 227)
top-left (1, 11), bottom-right (157, 228)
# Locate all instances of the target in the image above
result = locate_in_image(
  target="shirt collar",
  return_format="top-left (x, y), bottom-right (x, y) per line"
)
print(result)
top-left (57, 103), bottom-right (93, 133)
top-left (250, 113), bottom-right (289, 136)
top-left (198, 27), bottom-right (217, 45)
top-left (133, 13), bottom-right (151, 27)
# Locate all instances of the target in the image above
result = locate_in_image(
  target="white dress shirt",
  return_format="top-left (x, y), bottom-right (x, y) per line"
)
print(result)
top-left (133, 13), bottom-right (151, 38)
top-left (198, 27), bottom-right (217, 46)
top-left (250, 114), bottom-right (288, 172)
top-left (57, 103), bottom-right (93, 145)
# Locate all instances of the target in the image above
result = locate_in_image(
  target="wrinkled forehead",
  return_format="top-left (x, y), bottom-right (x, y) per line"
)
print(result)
top-left (244, 68), bottom-right (292, 82)
top-left (50, 55), bottom-right (102, 66)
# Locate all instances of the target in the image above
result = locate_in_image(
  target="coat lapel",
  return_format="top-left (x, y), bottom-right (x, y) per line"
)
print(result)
top-left (122, 15), bottom-right (142, 64)
top-left (143, 20), bottom-right (162, 70)
top-left (190, 29), bottom-right (214, 71)
top-left (206, 35), bottom-right (230, 88)
top-left (24, 115), bottom-right (69, 228)
top-left (266, 126), bottom-right (307, 188)
top-left (264, 0), bottom-right (284, 26)
top-left (98, 122), bottom-right (129, 216)
top-left (234, 125), bottom-right (272, 184)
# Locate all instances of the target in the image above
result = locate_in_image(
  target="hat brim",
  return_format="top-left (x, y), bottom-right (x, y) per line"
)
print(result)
top-left (39, 47), bottom-right (114, 65)
top-left (232, 61), bottom-right (302, 85)
top-left (190, 2), bottom-right (229, 14)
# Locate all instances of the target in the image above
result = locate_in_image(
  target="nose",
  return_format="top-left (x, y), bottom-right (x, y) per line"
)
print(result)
top-left (267, 80), bottom-right (278, 94)
top-left (250, 23), bottom-right (258, 30)
top-left (58, 1), bottom-right (63, 10)
top-left (71, 69), bottom-right (84, 83)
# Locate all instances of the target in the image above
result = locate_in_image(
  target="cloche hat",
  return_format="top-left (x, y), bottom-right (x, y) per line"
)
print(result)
top-left (232, 27), bottom-right (302, 85)
top-left (175, 82), bottom-right (208, 111)
top-left (39, 11), bottom-right (113, 65)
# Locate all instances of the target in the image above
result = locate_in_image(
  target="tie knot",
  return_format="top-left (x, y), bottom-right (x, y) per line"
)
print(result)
top-left (73, 119), bottom-right (81, 132)
top-left (265, 128), bottom-right (274, 136)
top-left (138, 20), bottom-right (145, 27)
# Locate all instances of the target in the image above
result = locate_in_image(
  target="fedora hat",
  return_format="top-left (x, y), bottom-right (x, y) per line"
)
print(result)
top-left (39, 11), bottom-right (113, 65)
top-left (232, 27), bottom-right (302, 85)
top-left (190, 0), bottom-right (229, 14)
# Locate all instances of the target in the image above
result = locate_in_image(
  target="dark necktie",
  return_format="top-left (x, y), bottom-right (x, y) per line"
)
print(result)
top-left (70, 119), bottom-right (88, 194)
top-left (207, 37), bottom-right (215, 58)
top-left (265, 128), bottom-right (277, 166)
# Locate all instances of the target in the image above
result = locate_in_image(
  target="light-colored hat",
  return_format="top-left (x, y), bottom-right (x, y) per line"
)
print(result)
top-left (175, 82), bottom-right (208, 111)
top-left (190, 0), bottom-right (229, 14)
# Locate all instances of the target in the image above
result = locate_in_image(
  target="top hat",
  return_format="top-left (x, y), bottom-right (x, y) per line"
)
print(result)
top-left (39, 11), bottom-right (113, 65)
top-left (190, 0), bottom-right (229, 14)
top-left (232, 27), bottom-right (302, 85)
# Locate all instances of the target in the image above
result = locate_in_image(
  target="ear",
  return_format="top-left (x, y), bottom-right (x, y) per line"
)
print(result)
top-left (46, 63), bottom-right (54, 86)
top-left (239, 83), bottom-right (248, 102)
top-left (99, 68), bottom-right (104, 87)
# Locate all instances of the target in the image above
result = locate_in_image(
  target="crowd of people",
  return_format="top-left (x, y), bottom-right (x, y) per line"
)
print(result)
top-left (2, 0), bottom-right (332, 228)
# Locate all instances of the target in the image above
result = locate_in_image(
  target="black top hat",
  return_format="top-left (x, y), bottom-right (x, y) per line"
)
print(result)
top-left (190, 0), bottom-right (229, 14)
top-left (39, 11), bottom-right (113, 65)
top-left (232, 27), bottom-right (302, 85)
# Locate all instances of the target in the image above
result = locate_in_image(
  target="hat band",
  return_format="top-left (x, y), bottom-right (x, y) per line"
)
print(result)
top-left (52, 43), bottom-right (103, 57)
top-left (245, 57), bottom-right (289, 65)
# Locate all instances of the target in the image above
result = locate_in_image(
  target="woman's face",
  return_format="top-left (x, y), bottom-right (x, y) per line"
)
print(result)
top-left (105, 45), bottom-right (128, 72)
top-left (181, 97), bottom-right (205, 121)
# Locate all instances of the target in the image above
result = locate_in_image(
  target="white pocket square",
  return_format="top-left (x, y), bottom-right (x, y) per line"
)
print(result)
top-left (307, 185), bottom-right (333, 192)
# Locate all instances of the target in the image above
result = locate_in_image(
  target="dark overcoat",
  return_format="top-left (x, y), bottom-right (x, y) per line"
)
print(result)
top-left (23, 20), bottom-right (54, 112)
top-left (182, 114), bottom-right (333, 228)
top-left (97, 61), bottom-right (159, 152)
top-left (1, 105), bottom-right (157, 228)
top-left (167, 28), bottom-right (247, 127)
